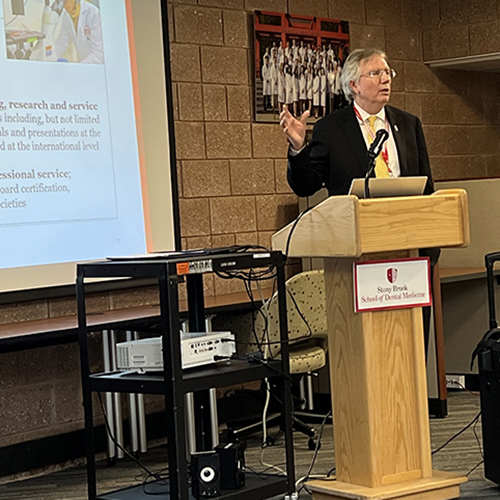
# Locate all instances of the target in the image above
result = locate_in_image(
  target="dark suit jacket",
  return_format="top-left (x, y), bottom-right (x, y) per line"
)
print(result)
top-left (287, 103), bottom-right (439, 267)
top-left (287, 104), bottom-right (434, 197)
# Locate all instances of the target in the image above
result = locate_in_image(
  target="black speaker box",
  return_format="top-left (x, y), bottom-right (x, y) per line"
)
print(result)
top-left (215, 442), bottom-right (245, 490)
top-left (191, 451), bottom-right (221, 498)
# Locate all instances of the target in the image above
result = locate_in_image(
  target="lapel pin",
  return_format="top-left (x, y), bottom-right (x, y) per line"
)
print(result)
top-left (394, 124), bottom-right (399, 132)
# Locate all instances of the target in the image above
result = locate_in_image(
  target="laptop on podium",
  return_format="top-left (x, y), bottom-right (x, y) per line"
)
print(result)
top-left (349, 176), bottom-right (427, 199)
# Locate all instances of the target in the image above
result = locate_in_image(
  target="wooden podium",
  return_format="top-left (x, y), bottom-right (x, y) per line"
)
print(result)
top-left (272, 190), bottom-right (470, 500)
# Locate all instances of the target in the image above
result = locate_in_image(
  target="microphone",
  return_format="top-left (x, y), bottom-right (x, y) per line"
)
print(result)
top-left (364, 129), bottom-right (389, 199)
top-left (367, 129), bottom-right (389, 159)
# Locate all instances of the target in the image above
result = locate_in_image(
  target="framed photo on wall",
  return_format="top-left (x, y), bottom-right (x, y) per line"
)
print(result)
top-left (254, 11), bottom-right (350, 123)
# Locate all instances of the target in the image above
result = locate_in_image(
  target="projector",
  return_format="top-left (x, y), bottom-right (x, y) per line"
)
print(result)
top-left (116, 331), bottom-right (236, 372)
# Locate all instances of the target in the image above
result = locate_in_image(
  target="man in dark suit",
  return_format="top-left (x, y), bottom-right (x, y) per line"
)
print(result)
top-left (280, 48), bottom-right (435, 197)
top-left (280, 48), bottom-right (437, 352)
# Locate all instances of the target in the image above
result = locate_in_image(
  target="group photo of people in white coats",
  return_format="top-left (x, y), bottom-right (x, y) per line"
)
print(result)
top-left (257, 38), bottom-right (347, 122)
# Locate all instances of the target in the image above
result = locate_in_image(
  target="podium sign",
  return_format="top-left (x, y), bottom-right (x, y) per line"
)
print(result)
top-left (354, 257), bottom-right (431, 312)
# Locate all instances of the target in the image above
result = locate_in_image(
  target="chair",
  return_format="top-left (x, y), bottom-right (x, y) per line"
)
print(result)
top-left (258, 269), bottom-right (327, 379)
top-left (227, 270), bottom-right (328, 449)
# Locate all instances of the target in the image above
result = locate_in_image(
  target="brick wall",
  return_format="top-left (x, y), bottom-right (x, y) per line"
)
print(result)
top-left (171, 0), bottom-right (500, 301)
top-left (0, 344), bottom-right (83, 449)
top-left (3, 0), bottom-right (500, 461)
top-left (420, 0), bottom-right (500, 179)
top-left (0, 287), bottom-right (163, 454)
top-left (171, 0), bottom-right (299, 298)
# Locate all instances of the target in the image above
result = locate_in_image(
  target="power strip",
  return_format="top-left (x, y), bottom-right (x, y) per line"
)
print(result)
top-left (446, 374), bottom-right (466, 390)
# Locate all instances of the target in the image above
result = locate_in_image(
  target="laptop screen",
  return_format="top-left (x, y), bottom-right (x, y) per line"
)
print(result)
top-left (348, 176), bottom-right (427, 199)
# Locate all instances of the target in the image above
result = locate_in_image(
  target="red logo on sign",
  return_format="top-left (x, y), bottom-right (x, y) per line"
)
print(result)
top-left (387, 268), bottom-right (398, 283)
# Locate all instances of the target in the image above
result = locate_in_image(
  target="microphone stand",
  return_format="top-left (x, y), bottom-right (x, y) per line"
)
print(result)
top-left (363, 159), bottom-right (377, 199)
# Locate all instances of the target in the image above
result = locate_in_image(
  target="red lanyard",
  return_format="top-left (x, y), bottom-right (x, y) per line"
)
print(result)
top-left (353, 107), bottom-right (391, 171)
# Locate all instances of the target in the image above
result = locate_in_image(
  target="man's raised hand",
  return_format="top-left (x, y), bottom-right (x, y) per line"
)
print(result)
top-left (279, 104), bottom-right (310, 150)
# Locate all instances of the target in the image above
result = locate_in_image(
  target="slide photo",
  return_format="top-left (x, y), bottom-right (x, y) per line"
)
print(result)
top-left (3, 0), bottom-right (104, 63)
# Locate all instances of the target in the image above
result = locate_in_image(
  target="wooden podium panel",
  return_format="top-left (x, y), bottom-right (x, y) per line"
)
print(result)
top-left (323, 253), bottom-right (431, 488)
top-left (272, 190), bottom-right (469, 500)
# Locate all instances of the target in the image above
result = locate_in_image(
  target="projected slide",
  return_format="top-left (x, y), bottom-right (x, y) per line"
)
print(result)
top-left (0, 0), bottom-right (149, 271)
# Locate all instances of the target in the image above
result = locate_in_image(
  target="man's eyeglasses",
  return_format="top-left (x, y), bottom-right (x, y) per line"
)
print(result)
top-left (361, 68), bottom-right (396, 79)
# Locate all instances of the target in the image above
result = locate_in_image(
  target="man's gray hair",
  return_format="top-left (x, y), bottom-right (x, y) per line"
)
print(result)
top-left (340, 48), bottom-right (388, 102)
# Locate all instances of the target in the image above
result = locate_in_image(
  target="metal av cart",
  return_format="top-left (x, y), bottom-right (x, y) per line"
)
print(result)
top-left (77, 249), bottom-right (295, 500)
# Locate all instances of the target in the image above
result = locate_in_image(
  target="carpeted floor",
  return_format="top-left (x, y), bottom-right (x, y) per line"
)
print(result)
top-left (0, 390), bottom-right (498, 499)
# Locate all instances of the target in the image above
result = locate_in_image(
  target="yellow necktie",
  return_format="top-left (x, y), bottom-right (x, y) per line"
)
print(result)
top-left (69, 2), bottom-right (81, 31)
top-left (368, 116), bottom-right (390, 178)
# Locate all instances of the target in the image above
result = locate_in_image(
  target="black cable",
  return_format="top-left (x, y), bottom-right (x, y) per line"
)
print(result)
top-left (249, 296), bottom-right (264, 357)
top-left (431, 411), bottom-right (481, 455)
top-left (135, 465), bottom-right (168, 483)
top-left (214, 245), bottom-right (317, 481)
top-left (216, 268), bottom-right (277, 280)
top-left (260, 415), bottom-right (285, 450)
top-left (238, 269), bottom-right (268, 357)
top-left (256, 276), bottom-right (314, 354)
top-left (97, 393), bottom-right (160, 478)
top-left (298, 410), bottom-right (333, 493)
top-left (212, 354), bottom-right (233, 361)
top-left (224, 333), bottom-right (313, 348)
top-left (247, 270), bottom-right (268, 356)
top-left (217, 272), bottom-right (310, 360)
top-left (245, 465), bottom-right (286, 478)
top-left (214, 246), bottom-right (315, 361)
top-left (142, 475), bottom-right (170, 496)
top-left (286, 287), bottom-right (313, 339)
top-left (327, 466), bottom-right (336, 477)
top-left (249, 273), bottom-right (277, 351)
top-left (222, 274), bottom-right (315, 354)
top-left (284, 207), bottom-right (312, 263)
top-left (227, 356), bottom-right (308, 410)
top-left (142, 457), bottom-right (191, 496)
top-left (232, 244), bottom-right (271, 253)
top-left (212, 251), bottom-right (279, 358)
top-left (466, 459), bottom-right (484, 477)
top-left (97, 392), bottom-right (172, 496)
top-left (201, 244), bottom-right (271, 255)
top-left (473, 413), bottom-right (484, 459)
top-left (246, 353), bottom-right (292, 381)
top-left (268, 427), bottom-right (285, 447)
top-left (263, 278), bottom-right (278, 347)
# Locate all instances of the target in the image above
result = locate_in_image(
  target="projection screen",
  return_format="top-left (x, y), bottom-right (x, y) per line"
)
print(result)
top-left (0, 0), bottom-right (178, 294)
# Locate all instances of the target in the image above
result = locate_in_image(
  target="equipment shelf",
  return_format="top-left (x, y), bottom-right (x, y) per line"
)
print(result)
top-left (77, 249), bottom-right (295, 500)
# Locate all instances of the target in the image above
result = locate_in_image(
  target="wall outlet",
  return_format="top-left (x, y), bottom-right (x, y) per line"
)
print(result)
top-left (446, 374), bottom-right (466, 389)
